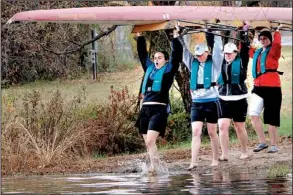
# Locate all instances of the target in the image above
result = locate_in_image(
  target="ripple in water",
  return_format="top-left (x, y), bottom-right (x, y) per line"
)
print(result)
top-left (119, 153), bottom-right (169, 176)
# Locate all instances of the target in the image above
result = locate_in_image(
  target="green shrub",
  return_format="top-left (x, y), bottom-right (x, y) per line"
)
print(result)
top-left (167, 97), bottom-right (191, 144)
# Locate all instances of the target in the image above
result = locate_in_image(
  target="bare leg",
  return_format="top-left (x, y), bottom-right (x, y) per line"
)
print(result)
top-left (207, 123), bottom-right (220, 166)
top-left (142, 134), bottom-right (148, 146)
top-left (188, 121), bottom-right (203, 170)
top-left (146, 130), bottom-right (160, 172)
top-left (249, 93), bottom-right (266, 144)
top-left (251, 116), bottom-right (266, 144)
top-left (233, 122), bottom-right (248, 159)
top-left (267, 125), bottom-right (278, 146)
top-left (218, 118), bottom-right (231, 161)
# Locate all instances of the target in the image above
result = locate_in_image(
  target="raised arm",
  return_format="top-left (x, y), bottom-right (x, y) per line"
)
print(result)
top-left (136, 34), bottom-right (152, 71)
top-left (270, 30), bottom-right (281, 59)
top-left (170, 37), bottom-right (183, 73)
top-left (205, 30), bottom-right (214, 51)
top-left (239, 23), bottom-right (251, 71)
top-left (178, 36), bottom-right (194, 72)
top-left (212, 32), bottom-right (224, 72)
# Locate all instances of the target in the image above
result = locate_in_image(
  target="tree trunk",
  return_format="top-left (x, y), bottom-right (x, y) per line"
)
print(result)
top-left (175, 64), bottom-right (191, 114)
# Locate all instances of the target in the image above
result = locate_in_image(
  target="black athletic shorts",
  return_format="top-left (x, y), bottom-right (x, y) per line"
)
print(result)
top-left (136, 104), bottom-right (168, 137)
top-left (252, 86), bottom-right (282, 127)
top-left (190, 100), bottom-right (221, 124)
top-left (219, 98), bottom-right (248, 122)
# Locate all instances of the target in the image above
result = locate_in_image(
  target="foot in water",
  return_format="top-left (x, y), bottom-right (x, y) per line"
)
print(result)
top-left (239, 153), bottom-right (249, 159)
top-left (187, 163), bottom-right (198, 171)
top-left (210, 160), bottom-right (219, 167)
top-left (148, 166), bottom-right (157, 176)
top-left (148, 169), bottom-right (157, 176)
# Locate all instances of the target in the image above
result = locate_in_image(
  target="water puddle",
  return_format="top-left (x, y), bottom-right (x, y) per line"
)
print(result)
top-left (2, 170), bottom-right (292, 194)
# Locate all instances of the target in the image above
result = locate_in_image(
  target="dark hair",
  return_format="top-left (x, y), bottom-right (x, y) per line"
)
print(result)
top-left (155, 51), bottom-right (169, 61)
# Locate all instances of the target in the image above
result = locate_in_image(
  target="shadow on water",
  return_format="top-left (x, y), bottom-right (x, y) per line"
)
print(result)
top-left (2, 169), bottom-right (292, 195)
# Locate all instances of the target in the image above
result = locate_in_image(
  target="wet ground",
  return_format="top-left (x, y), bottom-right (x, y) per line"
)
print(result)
top-left (2, 170), bottom-right (292, 194)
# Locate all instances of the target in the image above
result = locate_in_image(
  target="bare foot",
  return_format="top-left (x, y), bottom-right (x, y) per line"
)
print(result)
top-left (239, 153), bottom-right (249, 160)
top-left (148, 170), bottom-right (157, 176)
top-left (148, 166), bottom-right (157, 176)
top-left (210, 160), bottom-right (219, 167)
top-left (218, 155), bottom-right (228, 161)
top-left (187, 163), bottom-right (198, 171)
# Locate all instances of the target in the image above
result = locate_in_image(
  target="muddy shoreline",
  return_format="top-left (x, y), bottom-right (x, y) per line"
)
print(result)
top-left (2, 138), bottom-right (292, 177)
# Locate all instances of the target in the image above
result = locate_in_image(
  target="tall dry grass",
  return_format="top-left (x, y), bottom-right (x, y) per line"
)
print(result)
top-left (73, 86), bottom-right (145, 156)
top-left (1, 86), bottom-right (145, 175)
top-left (2, 90), bottom-right (85, 172)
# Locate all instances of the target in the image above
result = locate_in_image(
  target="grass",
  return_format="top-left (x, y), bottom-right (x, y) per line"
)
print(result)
top-left (278, 114), bottom-right (292, 136)
top-left (93, 153), bottom-right (107, 159)
top-left (159, 140), bottom-right (190, 151)
top-left (268, 163), bottom-right (292, 178)
top-left (159, 133), bottom-right (259, 152)
top-left (2, 67), bottom-right (143, 114)
top-left (278, 46), bottom-right (292, 136)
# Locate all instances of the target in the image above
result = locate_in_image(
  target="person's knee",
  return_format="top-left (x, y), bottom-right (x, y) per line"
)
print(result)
top-left (146, 139), bottom-right (156, 148)
top-left (234, 122), bottom-right (246, 133)
top-left (250, 115), bottom-right (260, 124)
top-left (219, 122), bottom-right (229, 135)
top-left (192, 127), bottom-right (202, 137)
top-left (208, 130), bottom-right (217, 138)
top-left (268, 124), bottom-right (278, 131)
top-left (207, 124), bottom-right (217, 138)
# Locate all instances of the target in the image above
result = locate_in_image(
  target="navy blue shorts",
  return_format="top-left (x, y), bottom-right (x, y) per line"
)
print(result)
top-left (137, 105), bottom-right (168, 137)
top-left (191, 100), bottom-right (221, 124)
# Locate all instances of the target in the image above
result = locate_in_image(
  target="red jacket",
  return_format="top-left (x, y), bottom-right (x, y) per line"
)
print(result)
top-left (249, 31), bottom-right (281, 87)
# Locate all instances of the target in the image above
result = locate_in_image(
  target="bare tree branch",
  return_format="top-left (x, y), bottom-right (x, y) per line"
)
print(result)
top-left (67, 40), bottom-right (81, 47)
top-left (65, 25), bottom-right (117, 54)
top-left (31, 25), bottom-right (118, 56)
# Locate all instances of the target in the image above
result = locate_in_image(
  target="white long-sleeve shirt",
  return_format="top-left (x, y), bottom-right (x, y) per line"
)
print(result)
top-left (179, 35), bottom-right (224, 102)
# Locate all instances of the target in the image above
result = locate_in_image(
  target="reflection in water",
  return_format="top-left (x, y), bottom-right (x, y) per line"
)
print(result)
top-left (2, 170), bottom-right (292, 194)
top-left (188, 171), bottom-right (253, 194)
top-left (267, 178), bottom-right (291, 194)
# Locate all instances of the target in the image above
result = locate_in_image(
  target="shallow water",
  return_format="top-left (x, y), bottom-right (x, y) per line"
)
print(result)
top-left (2, 170), bottom-right (292, 195)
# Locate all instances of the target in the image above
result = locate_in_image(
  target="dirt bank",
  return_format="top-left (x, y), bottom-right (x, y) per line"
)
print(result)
top-left (7, 137), bottom-right (290, 177)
